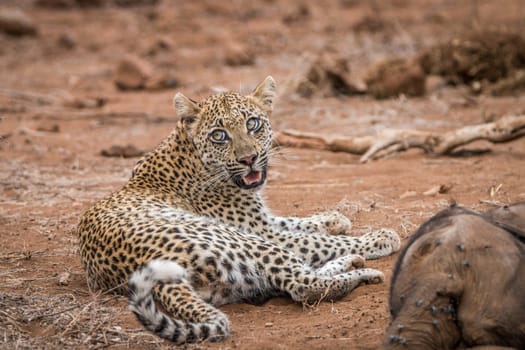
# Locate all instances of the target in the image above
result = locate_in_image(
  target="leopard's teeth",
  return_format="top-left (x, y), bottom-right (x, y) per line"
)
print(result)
top-left (243, 171), bottom-right (262, 185)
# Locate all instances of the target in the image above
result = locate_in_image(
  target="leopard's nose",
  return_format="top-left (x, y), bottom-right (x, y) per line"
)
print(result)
top-left (237, 153), bottom-right (258, 165)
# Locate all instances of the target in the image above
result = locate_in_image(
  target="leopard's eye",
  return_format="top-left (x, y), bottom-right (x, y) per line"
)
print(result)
top-left (209, 129), bottom-right (229, 144)
top-left (246, 117), bottom-right (261, 132)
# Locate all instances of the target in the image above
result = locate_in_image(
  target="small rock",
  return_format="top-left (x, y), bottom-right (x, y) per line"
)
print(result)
top-left (224, 43), bottom-right (255, 67)
top-left (62, 96), bottom-right (105, 109)
top-left (146, 35), bottom-right (173, 55)
top-left (471, 81), bottom-right (482, 94)
top-left (264, 322), bottom-right (274, 327)
top-left (114, 55), bottom-right (154, 90)
top-left (282, 3), bottom-right (310, 25)
top-left (156, 36), bottom-right (173, 49)
top-left (57, 32), bottom-right (77, 49)
top-left (144, 74), bottom-right (179, 90)
top-left (0, 8), bottom-right (38, 36)
top-left (101, 144), bottom-right (145, 158)
top-left (0, 133), bottom-right (12, 142)
top-left (36, 123), bottom-right (60, 133)
top-left (440, 184), bottom-right (452, 194)
top-left (57, 272), bottom-right (71, 286)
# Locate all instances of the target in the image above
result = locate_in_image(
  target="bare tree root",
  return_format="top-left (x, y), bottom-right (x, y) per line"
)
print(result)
top-left (274, 115), bottom-right (525, 162)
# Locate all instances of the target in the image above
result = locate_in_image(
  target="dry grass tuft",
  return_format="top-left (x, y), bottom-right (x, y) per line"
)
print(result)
top-left (0, 292), bottom-right (161, 349)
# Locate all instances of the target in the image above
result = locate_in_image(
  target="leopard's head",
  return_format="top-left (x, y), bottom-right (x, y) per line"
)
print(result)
top-left (174, 76), bottom-right (276, 191)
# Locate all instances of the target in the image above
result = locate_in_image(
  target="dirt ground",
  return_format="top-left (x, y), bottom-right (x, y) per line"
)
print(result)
top-left (1, 0), bottom-right (525, 349)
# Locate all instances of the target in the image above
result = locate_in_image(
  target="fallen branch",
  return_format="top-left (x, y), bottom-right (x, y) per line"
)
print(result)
top-left (274, 115), bottom-right (525, 162)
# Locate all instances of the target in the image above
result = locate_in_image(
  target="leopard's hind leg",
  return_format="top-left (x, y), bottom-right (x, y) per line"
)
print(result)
top-left (286, 268), bottom-right (384, 305)
top-left (265, 253), bottom-right (384, 305)
top-left (128, 260), bottom-right (230, 344)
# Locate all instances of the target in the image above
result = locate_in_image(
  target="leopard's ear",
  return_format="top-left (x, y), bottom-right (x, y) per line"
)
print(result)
top-left (173, 92), bottom-right (200, 124)
top-left (249, 76), bottom-right (276, 112)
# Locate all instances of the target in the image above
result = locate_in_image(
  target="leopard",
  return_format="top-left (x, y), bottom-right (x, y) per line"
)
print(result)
top-left (77, 76), bottom-right (401, 344)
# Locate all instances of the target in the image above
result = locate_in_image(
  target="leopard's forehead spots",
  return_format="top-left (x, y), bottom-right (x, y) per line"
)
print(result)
top-left (198, 92), bottom-right (267, 130)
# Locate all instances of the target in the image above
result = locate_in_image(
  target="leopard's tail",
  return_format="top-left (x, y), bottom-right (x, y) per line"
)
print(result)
top-left (128, 260), bottom-right (231, 344)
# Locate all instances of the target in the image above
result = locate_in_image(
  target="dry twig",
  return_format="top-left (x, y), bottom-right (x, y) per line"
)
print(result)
top-left (275, 115), bottom-right (525, 162)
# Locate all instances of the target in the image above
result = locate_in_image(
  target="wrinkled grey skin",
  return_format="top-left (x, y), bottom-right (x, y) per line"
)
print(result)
top-left (383, 202), bottom-right (525, 350)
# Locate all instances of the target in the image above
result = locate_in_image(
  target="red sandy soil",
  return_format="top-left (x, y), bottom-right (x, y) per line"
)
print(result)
top-left (1, 0), bottom-right (524, 349)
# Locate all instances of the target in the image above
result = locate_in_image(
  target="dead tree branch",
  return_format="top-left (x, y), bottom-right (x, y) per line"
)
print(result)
top-left (274, 115), bottom-right (525, 162)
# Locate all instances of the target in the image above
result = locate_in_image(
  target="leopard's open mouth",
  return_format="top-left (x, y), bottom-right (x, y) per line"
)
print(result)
top-left (233, 168), bottom-right (267, 190)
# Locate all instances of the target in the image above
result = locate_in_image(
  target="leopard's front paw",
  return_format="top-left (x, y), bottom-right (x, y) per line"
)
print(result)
top-left (316, 211), bottom-right (352, 235)
top-left (361, 228), bottom-right (401, 260)
top-left (358, 268), bottom-right (385, 285)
